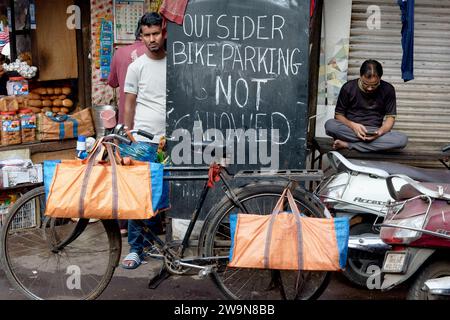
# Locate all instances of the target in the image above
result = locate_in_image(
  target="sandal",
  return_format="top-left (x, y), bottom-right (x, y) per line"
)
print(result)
top-left (121, 252), bottom-right (142, 270)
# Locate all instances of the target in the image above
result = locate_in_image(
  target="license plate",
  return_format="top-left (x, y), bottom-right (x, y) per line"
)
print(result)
top-left (382, 251), bottom-right (408, 273)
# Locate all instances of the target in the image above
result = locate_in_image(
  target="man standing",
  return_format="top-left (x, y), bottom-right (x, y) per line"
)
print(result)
top-left (121, 12), bottom-right (166, 269)
top-left (107, 20), bottom-right (147, 124)
top-left (325, 59), bottom-right (408, 152)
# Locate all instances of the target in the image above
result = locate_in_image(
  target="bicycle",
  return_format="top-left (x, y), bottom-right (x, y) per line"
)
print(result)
top-left (0, 126), bottom-right (331, 300)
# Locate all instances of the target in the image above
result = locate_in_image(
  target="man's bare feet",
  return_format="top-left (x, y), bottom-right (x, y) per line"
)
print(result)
top-left (333, 139), bottom-right (349, 150)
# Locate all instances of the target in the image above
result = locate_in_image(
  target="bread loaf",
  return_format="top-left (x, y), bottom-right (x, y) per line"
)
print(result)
top-left (62, 87), bottom-right (71, 95)
top-left (42, 100), bottom-right (52, 107)
top-left (27, 93), bottom-right (41, 100)
top-left (53, 99), bottom-right (63, 107)
top-left (29, 107), bottom-right (42, 113)
top-left (62, 99), bottom-right (73, 108)
top-left (33, 88), bottom-right (47, 95)
top-left (54, 88), bottom-right (62, 95)
top-left (28, 100), bottom-right (43, 107)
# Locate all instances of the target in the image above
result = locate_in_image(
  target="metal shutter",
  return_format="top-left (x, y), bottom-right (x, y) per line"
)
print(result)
top-left (348, 0), bottom-right (450, 167)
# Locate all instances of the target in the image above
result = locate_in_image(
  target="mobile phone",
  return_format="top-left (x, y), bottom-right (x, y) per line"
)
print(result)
top-left (366, 131), bottom-right (377, 136)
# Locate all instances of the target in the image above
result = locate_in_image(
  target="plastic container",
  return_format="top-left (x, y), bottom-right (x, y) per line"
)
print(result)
top-left (100, 109), bottom-right (117, 129)
top-left (1, 111), bottom-right (21, 145)
top-left (92, 105), bottom-right (117, 138)
top-left (76, 135), bottom-right (88, 160)
top-left (6, 77), bottom-right (29, 96)
top-left (19, 108), bottom-right (36, 143)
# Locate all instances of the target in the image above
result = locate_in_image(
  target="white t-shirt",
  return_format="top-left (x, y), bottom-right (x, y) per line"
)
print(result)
top-left (124, 54), bottom-right (166, 143)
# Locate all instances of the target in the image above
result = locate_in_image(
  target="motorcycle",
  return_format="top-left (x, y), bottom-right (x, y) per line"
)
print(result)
top-left (379, 174), bottom-right (450, 300)
top-left (315, 149), bottom-right (450, 287)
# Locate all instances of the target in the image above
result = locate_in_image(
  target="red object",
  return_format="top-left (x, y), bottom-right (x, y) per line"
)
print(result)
top-left (381, 197), bottom-right (450, 248)
top-left (107, 41), bottom-right (147, 124)
top-left (310, 0), bottom-right (315, 17)
top-left (207, 163), bottom-right (221, 188)
top-left (19, 108), bottom-right (33, 114)
top-left (159, 0), bottom-right (189, 25)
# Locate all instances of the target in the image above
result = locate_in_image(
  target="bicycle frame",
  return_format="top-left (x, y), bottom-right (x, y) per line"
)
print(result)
top-left (134, 165), bottom-right (326, 270)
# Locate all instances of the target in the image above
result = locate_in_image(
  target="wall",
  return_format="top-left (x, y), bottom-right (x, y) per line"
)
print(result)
top-left (315, 0), bottom-right (352, 137)
top-left (90, 0), bottom-right (163, 107)
top-left (90, 0), bottom-right (115, 107)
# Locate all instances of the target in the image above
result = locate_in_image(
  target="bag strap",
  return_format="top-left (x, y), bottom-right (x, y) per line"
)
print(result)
top-left (271, 188), bottom-right (301, 216)
top-left (105, 144), bottom-right (119, 220)
top-left (263, 189), bottom-right (304, 269)
top-left (78, 140), bottom-right (120, 219)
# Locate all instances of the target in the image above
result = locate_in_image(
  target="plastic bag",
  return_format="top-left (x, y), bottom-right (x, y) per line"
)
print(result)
top-left (118, 141), bottom-right (157, 162)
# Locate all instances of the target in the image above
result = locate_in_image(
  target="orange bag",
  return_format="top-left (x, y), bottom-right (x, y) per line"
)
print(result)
top-left (45, 139), bottom-right (154, 220)
top-left (228, 189), bottom-right (349, 271)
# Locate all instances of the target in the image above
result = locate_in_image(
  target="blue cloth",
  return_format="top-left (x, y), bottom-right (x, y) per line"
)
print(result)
top-left (333, 217), bottom-right (350, 269)
top-left (118, 141), bottom-right (157, 162)
top-left (398, 0), bottom-right (414, 82)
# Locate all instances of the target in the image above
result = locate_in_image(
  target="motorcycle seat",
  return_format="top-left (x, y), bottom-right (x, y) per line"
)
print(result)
top-left (350, 159), bottom-right (450, 184)
top-left (394, 182), bottom-right (450, 201)
top-left (387, 174), bottom-right (450, 201)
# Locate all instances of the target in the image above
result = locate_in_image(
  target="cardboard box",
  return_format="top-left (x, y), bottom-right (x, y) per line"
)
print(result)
top-left (1, 164), bottom-right (43, 188)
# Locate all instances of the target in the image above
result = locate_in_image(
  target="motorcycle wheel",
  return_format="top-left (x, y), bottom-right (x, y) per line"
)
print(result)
top-left (342, 223), bottom-right (385, 288)
top-left (407, 260), bottom-right (450, 300)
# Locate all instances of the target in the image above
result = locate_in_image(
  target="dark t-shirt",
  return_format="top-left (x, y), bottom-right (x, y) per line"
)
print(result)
top-left (335, 79), bottom-right (397, 128)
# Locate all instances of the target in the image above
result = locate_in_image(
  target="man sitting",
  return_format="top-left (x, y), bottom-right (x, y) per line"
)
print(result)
top-left (325, 59), bottom-right (408, 152)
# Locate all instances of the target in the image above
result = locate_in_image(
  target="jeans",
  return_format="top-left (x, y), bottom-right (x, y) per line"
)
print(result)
top-left (128, 215), bottom-right (162, 256)
top-left (125, 141), bottom-right (161, 257)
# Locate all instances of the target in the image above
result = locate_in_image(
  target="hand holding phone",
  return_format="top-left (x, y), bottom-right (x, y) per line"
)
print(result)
top-left (365, 130), bottom-right (378, 136)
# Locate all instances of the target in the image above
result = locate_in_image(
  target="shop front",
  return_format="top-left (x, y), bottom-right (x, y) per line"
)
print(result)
top-left (0, 0), bottom-right (167, 227)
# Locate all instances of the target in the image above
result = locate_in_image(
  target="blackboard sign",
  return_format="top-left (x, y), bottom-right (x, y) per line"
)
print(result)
top-left (166, 0), bottom-right (310, 218)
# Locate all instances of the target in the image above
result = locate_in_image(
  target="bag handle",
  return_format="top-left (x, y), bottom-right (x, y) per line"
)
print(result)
top-left (78, 140), bottom-right (120, 219)
top-left (263, 188), bottom-right (304, 269)
top-left (81, 137), bottom-right (104, 164)
top-left (271, 188), bottom-right (301, 216)
top-left (81, 138), bottom-right (122, 166)
top-left (105, 143), bottom-right (119, 219)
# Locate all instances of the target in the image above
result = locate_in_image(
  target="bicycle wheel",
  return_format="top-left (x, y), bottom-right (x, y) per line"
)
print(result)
top-left (204, 182), bottom-right (331, 300)
top-left (0, 186), bottom-right (122, 300)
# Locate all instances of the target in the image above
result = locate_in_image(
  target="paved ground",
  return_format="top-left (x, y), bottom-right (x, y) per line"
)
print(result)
top-left (0, 237), bottom-right (407, 300)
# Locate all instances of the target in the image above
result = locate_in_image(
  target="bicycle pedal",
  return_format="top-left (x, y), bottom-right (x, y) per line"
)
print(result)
top-left (146, 253), bottom-right (164, 260)
top-left (198, 266), bottom-right (213, 279)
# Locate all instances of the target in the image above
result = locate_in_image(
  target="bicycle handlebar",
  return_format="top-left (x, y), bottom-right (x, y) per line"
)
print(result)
top-left (136, 129), bottom-right (154, 141)
top-left (104, 134), bottom-right (132, 145)
top-left (443, 144), bottom-right (450, 153)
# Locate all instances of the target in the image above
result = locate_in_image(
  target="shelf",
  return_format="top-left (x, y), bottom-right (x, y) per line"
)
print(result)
top-left (12, 30), bottom-right (32, 36)
top-left (0, 139), bottom-right (77, 155)
top-left (0, 182), bottom-right (43, 192)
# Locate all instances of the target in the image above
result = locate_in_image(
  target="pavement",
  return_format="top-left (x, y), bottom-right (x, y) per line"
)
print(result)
top-left (0, 237), bottom-right (408, 301)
